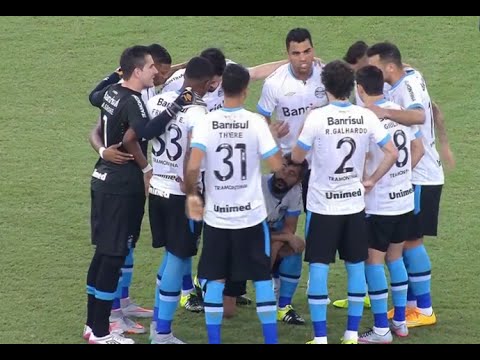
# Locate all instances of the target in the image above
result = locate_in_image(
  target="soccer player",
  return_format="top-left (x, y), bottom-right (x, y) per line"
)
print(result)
top-left (185, 63), bottom-right (283, 344)
top-left (84, 45), bottom-right (158, 344)
top-left (257, 27), bottom-right (328, 211)
top-left (163, 47), bottom-right (289, 112)
top-left (222, 153), bottom-right (308, 324)
top-left (147, 56), bottom-right (215, 344)
top-left (354, 66), bottom-right (424, 343)
top-left (87, 44), bottom-right (175, 332)
top-left (292, 60), bottom-right (398, 344)
top-left (367, 42), bottom-right (454, 327)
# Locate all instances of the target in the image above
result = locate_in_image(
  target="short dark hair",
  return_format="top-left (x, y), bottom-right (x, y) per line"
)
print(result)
top-left (147, 44), bottom-right (172, 65)
top-left (221, 63), bottom-right (250, 97)
top-left (367, 42), bottom-right (403, 68)
top-left (355, 65), bottom-right (385, 96)
top-left (119, 45), bottom-right (151, 80)
top-left (284, 153), bottom-right (309, 181)
top-left (286, 28), bottom-right (313, 50)
top-left (200, 48), bottom-right (226, 77)
top-left (321, 60), bottom-right (355, 100)
top-left (185, 56), bottom-right (215, 82)
top-left (343, 40), bottom-right (368, 65)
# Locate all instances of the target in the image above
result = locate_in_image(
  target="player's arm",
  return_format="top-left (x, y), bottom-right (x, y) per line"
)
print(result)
top-left (410, 128), bottom-right (424, 169)
top-left (248, 59), bottom-right (288, 81)
top-left (258, 118), bottom-right (283, 172)
top-left (292, 113), bottom-right (315, 164)
top-left (367, 105), bottom-right (425, 126)
top-left (88, 68), bottom-right (122, 107)
top-left (165, 61), bottom-right (187, 79)
top-left (363, 136), bottom-right (398, 192)
top-left (185, 147), bottom-right (205, 221)
top-left (89, 116), bottom-right (134, 164)
top-left (257, 80), bottom-right (277, 125)
top-left (432, 102), bottom-right (455, 169)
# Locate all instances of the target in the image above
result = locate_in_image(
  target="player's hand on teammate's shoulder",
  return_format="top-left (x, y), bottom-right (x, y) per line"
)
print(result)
top-left (366, 103), bottom-right (388, 119)
top-left (186, 194), bottom-right (204, 221)
top-left (103, 143), bottom-right (134, 164)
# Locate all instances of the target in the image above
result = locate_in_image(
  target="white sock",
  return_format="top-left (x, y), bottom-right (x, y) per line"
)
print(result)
top-left (373, 326), bottom-right (390, 336)
top-left (343, 330), bottom-right (358, 341)
top-left (407, 300), bottom-right (417, 308)
top-left (181, 288), bottom-right (193, 297)
top-left (314, 336), bottom-right (328, 344)
top-left (418, 306), bottom-right (433, 316)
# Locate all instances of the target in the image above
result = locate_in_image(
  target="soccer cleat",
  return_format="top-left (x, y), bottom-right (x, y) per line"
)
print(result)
top-left (358, 328), bottom-right (393, 344)
top-left (405, 309), bottom-right (436, 328)
top-left (151, 332), bottom-right (186, 344)
top-left (121, 301), bottom-right (153, 318)
top-left (390, 322), bottom-right (409, 337)
top-left (236, 294), bottom-right (252, 306)
top-left (149, 321), bottom-right (156, 341)
top-left (387, 306), bottom-right (415, 320)
top-left (83, 325), bottom-right (92, 340)
top-left (193, 275), bottom-right (204, 300)
top-left (180, 293), bottom-right (204, 313)
top-left (340, 338), bottom-right (358, 344)
top-left (332, 296), bottom-right (371, 309)
top-left (88, 332), bottom-right (135, 344)
top-left (306, 338), bottom-right (327, 344)
top-left (109, 314), bottom-right (146, 334)
top-left (277, 305), bottom-right (305, 325)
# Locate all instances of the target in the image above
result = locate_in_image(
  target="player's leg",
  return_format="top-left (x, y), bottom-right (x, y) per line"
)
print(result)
top-left (304, 212), bottom-right (338, 344)
top-left (180, 256), bottom-right (204, 313)
top-left (277, 251), bottom-right (305, 325)
top-left (403, 185), bottom-right (441, 327)
top-left (358, 215), bottom-right (393, 344)
top-left (339, 211), bottom-right (368, 344)
top-left (151, 194), bottom-right (199, 344)
top-left (233, 221), bottom-right (277, 344)
top-left (197, 224), bottom-right (230, 344)
top-left (87, 192), bottom-right (135, 344)
top-left (223, 280), bottom-right (247, 318)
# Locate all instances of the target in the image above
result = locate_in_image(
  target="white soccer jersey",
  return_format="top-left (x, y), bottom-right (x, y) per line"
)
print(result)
top-left (191, 107), bottom-right (279, 229)
top-left (355, 82), bottom-right (391, 107)
top-left (257, 62), bottom-right (328, 153)
top-left (387, 70), bottom-right (444, 185)
top-left (365, 99), bottom-right (421, 215)
top-left (162, 59), bottom-right (236, 112)
top-left (261, 174), bottom-right (303, 232)
top-left (147, 91), bottom-right (208, 195)
top-left (297, 102), bottom-right (390, 215)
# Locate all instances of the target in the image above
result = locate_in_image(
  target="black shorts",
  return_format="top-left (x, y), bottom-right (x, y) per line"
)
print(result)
top-left (408, 185), bottom-right (443, 240)
top-left (304, 210), bottom-right (368, 264)
top-left (224, 280), bottom-right (247, 297)
top-left (91, 190), bottom-right (145, 257)
top-left (148, 192), bottom-right (202, 258)
top-left (198, 221), bottom-right (271, 282)
top-left (366, 211), bottom-right (413, 252)
top-left (301, 169), bottom-right (311, 213)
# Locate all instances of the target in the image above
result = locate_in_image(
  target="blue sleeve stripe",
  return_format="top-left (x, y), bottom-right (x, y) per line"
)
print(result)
top-left (262, 146), bottom-right (279, 159)
top-left (257, 104), bottom-right (272, 117)
top-left (407, 103), bottom-right (424, 110)
top-left (286, 210), bottom-right (301, 217)
top-left (415, 130), bottom-right (422, 139)
top-left (297, 140), bottom-right (311, 151)
top-left (191, 143), bottom-right (206, 152)
top-left (377, 134), bottom-right (391, 148)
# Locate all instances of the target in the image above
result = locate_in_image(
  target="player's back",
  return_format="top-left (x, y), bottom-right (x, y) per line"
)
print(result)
top-left (300, 102), bottom-right (388, 215)
top-left (147, 91), bottom-right (208, 195)
top-left (200, 108), bottom-right (274, 228)
top-left (365, 100), bottom-right (418, 215)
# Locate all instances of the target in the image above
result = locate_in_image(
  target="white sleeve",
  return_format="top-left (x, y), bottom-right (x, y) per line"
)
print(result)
top-left (190, 118), bottom-right (209, 153)
top-left (256, 79), bottom-right (278, 117)
top-left (367, 112), bottom-right (390, 147)
top-left (161, 71), bottom-right (184, 94)
top-left (296, 112), bottom-right (317, 151)
top-left (410, 124), bottom-right (422, 140)
top-left (256, 116), bottom-right (279, 159)
top-left (286, 185), bottom-right (303, 217)
top-left (185, 106), bottom-right (208, 133)
top-left (398, 79), bottom-right (424, 110)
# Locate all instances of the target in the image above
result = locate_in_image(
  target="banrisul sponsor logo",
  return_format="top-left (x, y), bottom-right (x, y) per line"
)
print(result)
top-left (282, 106), bottom-right (310, 117)
top-left (212, 120), bottom-right (249, 129)
top-left (327, 116), bottom-right (364, 125)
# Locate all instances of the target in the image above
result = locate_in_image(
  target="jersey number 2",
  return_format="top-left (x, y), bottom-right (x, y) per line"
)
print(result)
top-left (335, 137), bottom-right (356, 174)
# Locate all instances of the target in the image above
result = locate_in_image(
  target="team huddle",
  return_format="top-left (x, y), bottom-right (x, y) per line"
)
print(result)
top-left (83, 28), bottom-right (454, 344)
